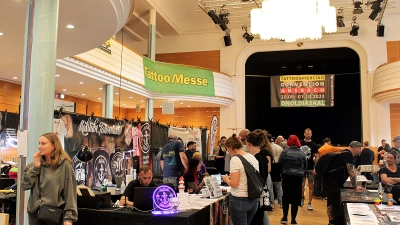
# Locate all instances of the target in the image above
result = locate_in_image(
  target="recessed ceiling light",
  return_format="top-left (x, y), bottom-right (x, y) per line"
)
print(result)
top-left (66, 25), bottom-right (74, 29)
top-left (160, 106), bottom-right (162, 108)
top-left (116, 92), bottom-right (119, 95)
top-left (188, 105), bottom-right (191, 107)
top-left (99, 87), bottom-right (103, 90)
top-left (98, 98), bottom-right (101, 100)
top-left (123, 104), bottom-right (126, 106)
top-left (141, 100), bottom-right (144, 102)
top-left (79, 82), bottom-right (83, 84)
top-left (62, 89), bottom-right (67, 91)
top-left (82, 94), bottom-right (85, 96)
top-left (129, 96), bottom-right (133, 99)
top-left (0, 32), bottom-right (3, 36)
top-left (55, 74), bottom-right (60, 77)
top-left (180, 102), bottom-right (183, 104)
top-left (12, 77), bottom-right (17, 80)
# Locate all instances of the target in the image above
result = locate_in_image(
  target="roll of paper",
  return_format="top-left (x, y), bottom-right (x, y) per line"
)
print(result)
top-left (126, 175), bottom-right (134, 184)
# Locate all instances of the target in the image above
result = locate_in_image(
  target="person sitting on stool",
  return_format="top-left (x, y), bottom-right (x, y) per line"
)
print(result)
top-left (119, 165), bottom-right (156, 207)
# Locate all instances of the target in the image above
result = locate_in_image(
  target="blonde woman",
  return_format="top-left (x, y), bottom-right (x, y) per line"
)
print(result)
top-left (21, 133), bottom-right (77, 225)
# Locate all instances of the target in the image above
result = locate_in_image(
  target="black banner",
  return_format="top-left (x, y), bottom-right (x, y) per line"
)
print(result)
top-left (270, 74), bottom-right (335, 107)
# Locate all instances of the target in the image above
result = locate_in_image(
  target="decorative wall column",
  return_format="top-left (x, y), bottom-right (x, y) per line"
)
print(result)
top-left (145, 9), bottom-right (156, 120)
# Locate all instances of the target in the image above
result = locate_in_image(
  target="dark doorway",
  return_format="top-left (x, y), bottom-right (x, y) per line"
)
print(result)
top-left (245, 47), bottom-right (361, 146)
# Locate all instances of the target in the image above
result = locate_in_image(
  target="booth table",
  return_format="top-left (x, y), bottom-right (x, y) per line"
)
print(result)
top-left (344, 204), bottom-right (399, 224)
top-left (75, 193), bottom-right (230, 225)
top-left (340, 189), bottom-right (388, 205)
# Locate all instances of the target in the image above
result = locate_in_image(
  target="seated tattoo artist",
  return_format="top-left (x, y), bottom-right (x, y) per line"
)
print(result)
top-left (119, 165), bottom-right (156, 207)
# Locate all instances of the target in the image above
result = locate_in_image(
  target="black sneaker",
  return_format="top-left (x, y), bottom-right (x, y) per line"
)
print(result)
top-left (291, 220), bottom-right (297, 225)
top-left (300, 197), bottom-right (304, 207)
top-left (280, 217), bottom-right (288, 224)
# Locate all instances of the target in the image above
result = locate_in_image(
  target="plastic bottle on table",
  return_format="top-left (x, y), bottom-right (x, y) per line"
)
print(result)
top-left (121, 181), bottom-right (126, 193)
top-left (388, 193), bottom-right (393, 206)
top-left (378, 182), bottom-right (384, 201)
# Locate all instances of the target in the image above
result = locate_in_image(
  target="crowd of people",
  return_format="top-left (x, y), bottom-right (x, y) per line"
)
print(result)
top-left (20, 130), bottom-right (400, 225)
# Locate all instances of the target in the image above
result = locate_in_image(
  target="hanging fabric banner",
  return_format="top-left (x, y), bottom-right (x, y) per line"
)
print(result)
top-left (141, 122), bottom-right (151, 166)
top-left (143, 57), bottom-right (215, 97)
top-left (270, 74), bottom-right (335, 107)
top-left (168, 127), bottom-right (203, 152)
top-left (209, 115), bottom-right (218, 155)
top-left (58, 111), bottom-right (128, 187)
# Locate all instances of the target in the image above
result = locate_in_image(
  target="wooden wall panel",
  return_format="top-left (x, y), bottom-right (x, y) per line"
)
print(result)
top-left (387, 41), bottom-right (400, 63)
top-left (390, 103), bottom-right (400, 141)
top-left (155, 50), bottom-right (220, 72)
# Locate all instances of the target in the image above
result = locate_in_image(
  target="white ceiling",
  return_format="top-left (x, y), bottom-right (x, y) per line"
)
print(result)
top-left (1, 0), bottom-right (400, 112)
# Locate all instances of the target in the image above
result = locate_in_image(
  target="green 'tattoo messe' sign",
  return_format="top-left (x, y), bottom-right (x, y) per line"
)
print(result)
top-left (143, 57), bottom-right (215, 97)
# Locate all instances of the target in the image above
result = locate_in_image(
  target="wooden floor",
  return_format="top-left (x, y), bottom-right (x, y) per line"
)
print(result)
top-left (267, 186), bottom-right (329, 225)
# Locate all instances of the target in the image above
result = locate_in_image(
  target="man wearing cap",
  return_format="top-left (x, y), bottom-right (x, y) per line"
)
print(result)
top-left (160, 134), bottom-right (188, 189)
top-left (323, 141), bottom-right (363, 225)
top-left (389, 136), bottom-right (400, 164)
top-left (377, 139), bottom-right (391, 164)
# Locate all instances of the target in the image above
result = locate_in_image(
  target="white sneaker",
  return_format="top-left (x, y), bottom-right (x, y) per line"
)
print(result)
top-left (308, 203), bottom-right (313, 211)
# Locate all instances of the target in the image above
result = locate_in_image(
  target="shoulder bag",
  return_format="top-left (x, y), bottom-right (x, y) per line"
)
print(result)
top-left (236, 154), bottom-right (273, 211)
top-left (37, 173), bottom-right (64, 224)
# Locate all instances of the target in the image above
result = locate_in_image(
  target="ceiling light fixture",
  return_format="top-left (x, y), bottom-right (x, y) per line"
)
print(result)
top-left (250, 0), bottom-right (337, 43)
top-left (66, 25), bottom-right (74, 29)
top-left (99, 87), bottom-right (103, 90)
top-left (350, 16), bottom-right (360, 36)
top-left (336, 7), bottom-right (345, 27)
top-left (55, 74), bottom-right (60, 77)
top-left (180, 102), bottom-right (183, 104)
top-left (116, 93), bottom-right (119, 95)
top-left (353, 1), bottom-right (363, 14)
top-left (82, 94), bottom-right (85, 96)
top-left (63, 89), bottom-right (67, 91)
top-left (224, 28), bottom-right (232, 47)
top-left (0, 32), bottom-right (3, 36)
top-left (98, 98), bottom-right (101, 100)
top-left (79, 82), bottom-right (83, 84)
top-left (13, 77), bottom-right (17, 79)
top-left (129, 96), bottom-right (133, 99)
top-left (141, 100), bottom-right (144, 102)
top-left (242, 25), bottom-right (254, 43)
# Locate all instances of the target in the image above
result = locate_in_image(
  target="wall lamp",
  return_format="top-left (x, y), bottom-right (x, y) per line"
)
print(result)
top-left (350, 16), bottom-right (359, 36)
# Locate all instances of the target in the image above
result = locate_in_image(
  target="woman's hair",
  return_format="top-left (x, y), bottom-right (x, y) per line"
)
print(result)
top-left (287, 135), bottom-right (301, 147)
top-left (253, 129), bottom-right (274, 157)
top-left (225, 134), bottom-right (243, 150)
top-left (387, 150), bottom-right (398, 160)
top-left (41, 133), bottom-right (72, 171)
top-left (188, 158), bottom-right (200, 185)
top-left (192, 152), bottom-right (202, 161)
top-left (247, 130), bottom-right (267, 147)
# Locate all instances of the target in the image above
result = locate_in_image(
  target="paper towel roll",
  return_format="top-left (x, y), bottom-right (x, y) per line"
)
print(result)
top-left (126, 175), bottom-right (134, 184)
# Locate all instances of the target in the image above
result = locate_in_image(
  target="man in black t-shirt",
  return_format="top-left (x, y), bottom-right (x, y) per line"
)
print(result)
top-left (185, 141), bottom-right (198, 159)
top-left (300, 128), bottom-right (319, 210)
top-left (119, 165), bottom-right (156, 207)
top-left (323, 141), bottom-right (363, 225)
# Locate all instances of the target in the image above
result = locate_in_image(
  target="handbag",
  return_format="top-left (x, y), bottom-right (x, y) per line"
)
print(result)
top-left (259, 185), bottom-right (273, 211)
top-left (37, 174), bottom-right (63, 224)
top-left (235, 154), bottom-right (265, 200)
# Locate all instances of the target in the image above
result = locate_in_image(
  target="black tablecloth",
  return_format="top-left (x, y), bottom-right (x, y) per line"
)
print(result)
top-left (340, 189), bottom-right (388, 205)
top-left (75, 207), bottom-right (210, 225)
top-left (344, 203), bottom-right (398, 224)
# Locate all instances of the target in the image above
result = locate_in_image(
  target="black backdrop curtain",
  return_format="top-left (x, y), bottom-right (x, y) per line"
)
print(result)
top-left (244, 47), bottom-right (361, 145)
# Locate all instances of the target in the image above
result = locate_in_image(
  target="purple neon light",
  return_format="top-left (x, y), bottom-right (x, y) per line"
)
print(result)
top-left (152, 185), bottom-right (176, 211)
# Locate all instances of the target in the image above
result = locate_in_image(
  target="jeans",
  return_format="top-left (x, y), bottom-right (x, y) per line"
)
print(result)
top-left (267, 174), bottom-right (274, 203)
top-left (314, 174), bottom-right (323, 197)
top-left (263, 211), bottom-right (270, 225)
top-left (229, 195), bottom-right (258, 225)
top-left (273, 181), bottom-right (283, 204)
top-left (163, 177), bottom-right (178, 190)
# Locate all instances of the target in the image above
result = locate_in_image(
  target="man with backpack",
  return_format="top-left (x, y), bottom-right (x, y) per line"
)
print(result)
top-left (320, 141), bottom-right (363, 225)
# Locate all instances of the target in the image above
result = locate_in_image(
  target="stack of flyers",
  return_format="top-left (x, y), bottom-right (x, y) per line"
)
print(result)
top-left (387, 213), bottom-right (400, 222)
top-left (376, 204), bottom-right (400, 212)
top-left (347, 203), bottom-right (379, 225)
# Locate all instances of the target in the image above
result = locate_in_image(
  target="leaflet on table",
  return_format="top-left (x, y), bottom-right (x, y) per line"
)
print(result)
top-left (203, 177), bottom-right (223, 198)
top-left (375, 204), bottom-right (400, 212)
top-left (349, 213), bottom-right (379, 224)
top-left (347, 203), bottom-right (371, 211)
top-left (387, 213), bottom-right (400, 222)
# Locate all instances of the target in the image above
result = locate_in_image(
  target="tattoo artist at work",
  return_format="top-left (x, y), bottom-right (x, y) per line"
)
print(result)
top-left (21, 133), bottom-right (78, 225)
